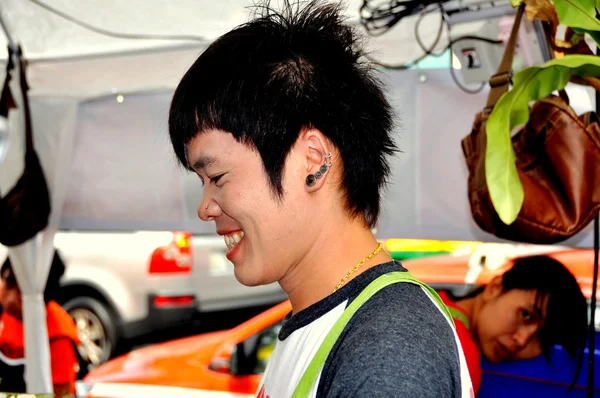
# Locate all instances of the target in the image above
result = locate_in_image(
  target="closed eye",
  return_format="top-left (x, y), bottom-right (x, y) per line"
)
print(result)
top-left (209, 174), bottom-right (224, 185)
top-left (197, 173), bottom-right (224, 187)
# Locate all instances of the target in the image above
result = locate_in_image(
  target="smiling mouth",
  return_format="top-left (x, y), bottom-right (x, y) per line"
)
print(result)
top-left (224, 231), bottom-right (245, 250)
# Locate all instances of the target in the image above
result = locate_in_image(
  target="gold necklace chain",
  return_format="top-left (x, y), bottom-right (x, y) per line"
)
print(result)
top-left (333, 242), bottom-right (384, 293)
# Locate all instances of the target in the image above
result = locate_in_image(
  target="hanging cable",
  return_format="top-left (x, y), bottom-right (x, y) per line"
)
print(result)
top-left (363, 3), bottom-right (446, 70)
top-left (363, 2), bottom-right (503, 94)
top-left (26, 0), bottom-right (206, 42)
top-left (414, 4), bottom-right (449, 58)
top-left (360, 0), bottom-right (450, 37)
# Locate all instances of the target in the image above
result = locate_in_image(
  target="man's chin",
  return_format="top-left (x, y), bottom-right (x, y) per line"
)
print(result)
top-left (233, 268), bottom-right (269, 287)
top-left (236, 278), bottom-right (263, 287)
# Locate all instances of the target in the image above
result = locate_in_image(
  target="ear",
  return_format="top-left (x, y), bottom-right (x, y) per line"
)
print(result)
top-left (299, 128), bottom-right (334, 193)
top-left (482, 275), bottom-right (504, 302)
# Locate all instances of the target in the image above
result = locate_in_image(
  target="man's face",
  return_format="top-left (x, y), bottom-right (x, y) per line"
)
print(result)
top-left (474, 281), bottom-right (546, 363)
top-left (0, 268), bottom-right (22, 320)
top-left (186, 129), bottom-right (316, 287)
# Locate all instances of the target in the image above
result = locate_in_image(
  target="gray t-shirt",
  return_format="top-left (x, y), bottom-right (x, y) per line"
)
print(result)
top-left (258, 261), bottom-right (472, 397)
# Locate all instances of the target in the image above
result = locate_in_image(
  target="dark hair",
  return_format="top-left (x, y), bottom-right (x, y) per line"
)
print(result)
top-left (501, 255), bottom-right (587, 361)
top-left (169, 0), bottom-right (397, 227)
top-left (1, 251), bottom-right (66, 303)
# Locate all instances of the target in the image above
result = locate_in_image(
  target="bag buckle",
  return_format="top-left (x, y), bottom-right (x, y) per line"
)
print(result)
top-left (489, 71), bottom-right (512, 88)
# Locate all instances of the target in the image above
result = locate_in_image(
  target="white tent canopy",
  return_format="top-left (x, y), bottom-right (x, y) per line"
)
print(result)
top-left (0, 0), bottom-right (595, 394)
top-left (0, 0), bottom-right (463, 98)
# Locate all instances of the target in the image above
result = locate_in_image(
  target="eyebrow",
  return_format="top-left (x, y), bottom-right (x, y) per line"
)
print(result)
top-left (192, 155), bottom-right (218, 171)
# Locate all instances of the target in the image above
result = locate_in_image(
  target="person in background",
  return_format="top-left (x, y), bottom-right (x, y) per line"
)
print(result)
top-left (0, 251), bottom-right (80, 397)
top-left (439, 255), bottom-right (588, 394)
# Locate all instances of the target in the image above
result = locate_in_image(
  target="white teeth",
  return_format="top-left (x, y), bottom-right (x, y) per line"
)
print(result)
top-left (224, 231), bottom-right (245, 250)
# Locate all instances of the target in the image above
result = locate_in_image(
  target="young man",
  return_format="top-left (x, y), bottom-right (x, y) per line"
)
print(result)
top-left (0, 252), bottom-right (80, 396)
top-left (169, 1), bottom-right (472, 396)
top-left (440, 255), bottom-right (588, 393)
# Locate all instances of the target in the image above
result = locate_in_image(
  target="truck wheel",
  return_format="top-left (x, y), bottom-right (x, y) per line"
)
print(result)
top-left (63, 297), bottom-right (118, 371)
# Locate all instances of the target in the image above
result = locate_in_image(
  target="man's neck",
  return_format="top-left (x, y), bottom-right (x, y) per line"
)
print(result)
top-left (279, 216), bottom-right (392, 314)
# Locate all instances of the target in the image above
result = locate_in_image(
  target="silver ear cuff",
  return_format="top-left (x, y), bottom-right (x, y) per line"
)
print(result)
top-left (306, 153), bottom-right (332, 187)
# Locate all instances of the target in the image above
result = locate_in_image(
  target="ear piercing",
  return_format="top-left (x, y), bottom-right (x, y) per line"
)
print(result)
top-left (306, 153), bottom-right (332, 187)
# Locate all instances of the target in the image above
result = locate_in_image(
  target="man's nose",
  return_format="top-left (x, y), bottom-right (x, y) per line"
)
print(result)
top-left (197, 186), bottom-right (221, 221)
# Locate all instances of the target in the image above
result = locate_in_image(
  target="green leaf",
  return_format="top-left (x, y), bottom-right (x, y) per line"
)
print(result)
top-left (485, 54), bottom-right (600, 225)
top-left (510, 0), bottom-right (524, 6)
top-left (586, 28), bottom-right (600, 44)
top-left (573, 26), bottom-right (600, 46)
top-left (553, 0), bottom-right (600, 32)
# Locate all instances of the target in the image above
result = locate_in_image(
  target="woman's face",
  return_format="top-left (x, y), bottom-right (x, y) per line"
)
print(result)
top-left (0, 268), bottom-right (23, 320)
top-left (474, 278), bottom-right (547, 363)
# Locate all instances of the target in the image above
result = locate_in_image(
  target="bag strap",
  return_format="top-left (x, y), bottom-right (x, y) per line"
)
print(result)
top-left (485, 4), bottom-right (570, 110)
top-left (0, 46), bottom-right (34, 154)
top-left (447, 306), bottom-right (470, 330)
top-left (16, 48), bottom-right (34, 153)
top-left (291, 271), bottom-right (454, 398)
top-left (485, 3), bottom-right (525, 110)
top-left (0, 46), bottom-right (16, 118)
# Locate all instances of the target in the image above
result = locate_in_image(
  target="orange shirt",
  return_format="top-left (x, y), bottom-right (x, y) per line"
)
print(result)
top-left (439, 291), bottom-right (482, 394)
top-left (0, 301), bottom-right (80, 392)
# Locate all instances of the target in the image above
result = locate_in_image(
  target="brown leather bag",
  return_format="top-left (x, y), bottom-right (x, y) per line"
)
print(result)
top-left (461, 4), bottom-right (600, 244)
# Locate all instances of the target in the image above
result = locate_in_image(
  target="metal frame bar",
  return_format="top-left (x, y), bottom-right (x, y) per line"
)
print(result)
top-left (446, 2), bottom-right (515, 26)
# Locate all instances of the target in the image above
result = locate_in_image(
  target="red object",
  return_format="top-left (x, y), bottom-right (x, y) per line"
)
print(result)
top-left (153, 295), bottom-right (195, 308)
top-left (0, 301), bottom-right (80, 394)
top-left (148, 231), bottom-right (192, 274)
top-left (439, 291), bottom-right (482, 394)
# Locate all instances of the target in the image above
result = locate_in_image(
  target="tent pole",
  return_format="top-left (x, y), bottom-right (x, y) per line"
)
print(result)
top-left (589, 215), bottom-right (599, 396)
top-left (0, 3), bottom-right (18, 53)
top-left (587, 46), bottom-right (600, 398)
